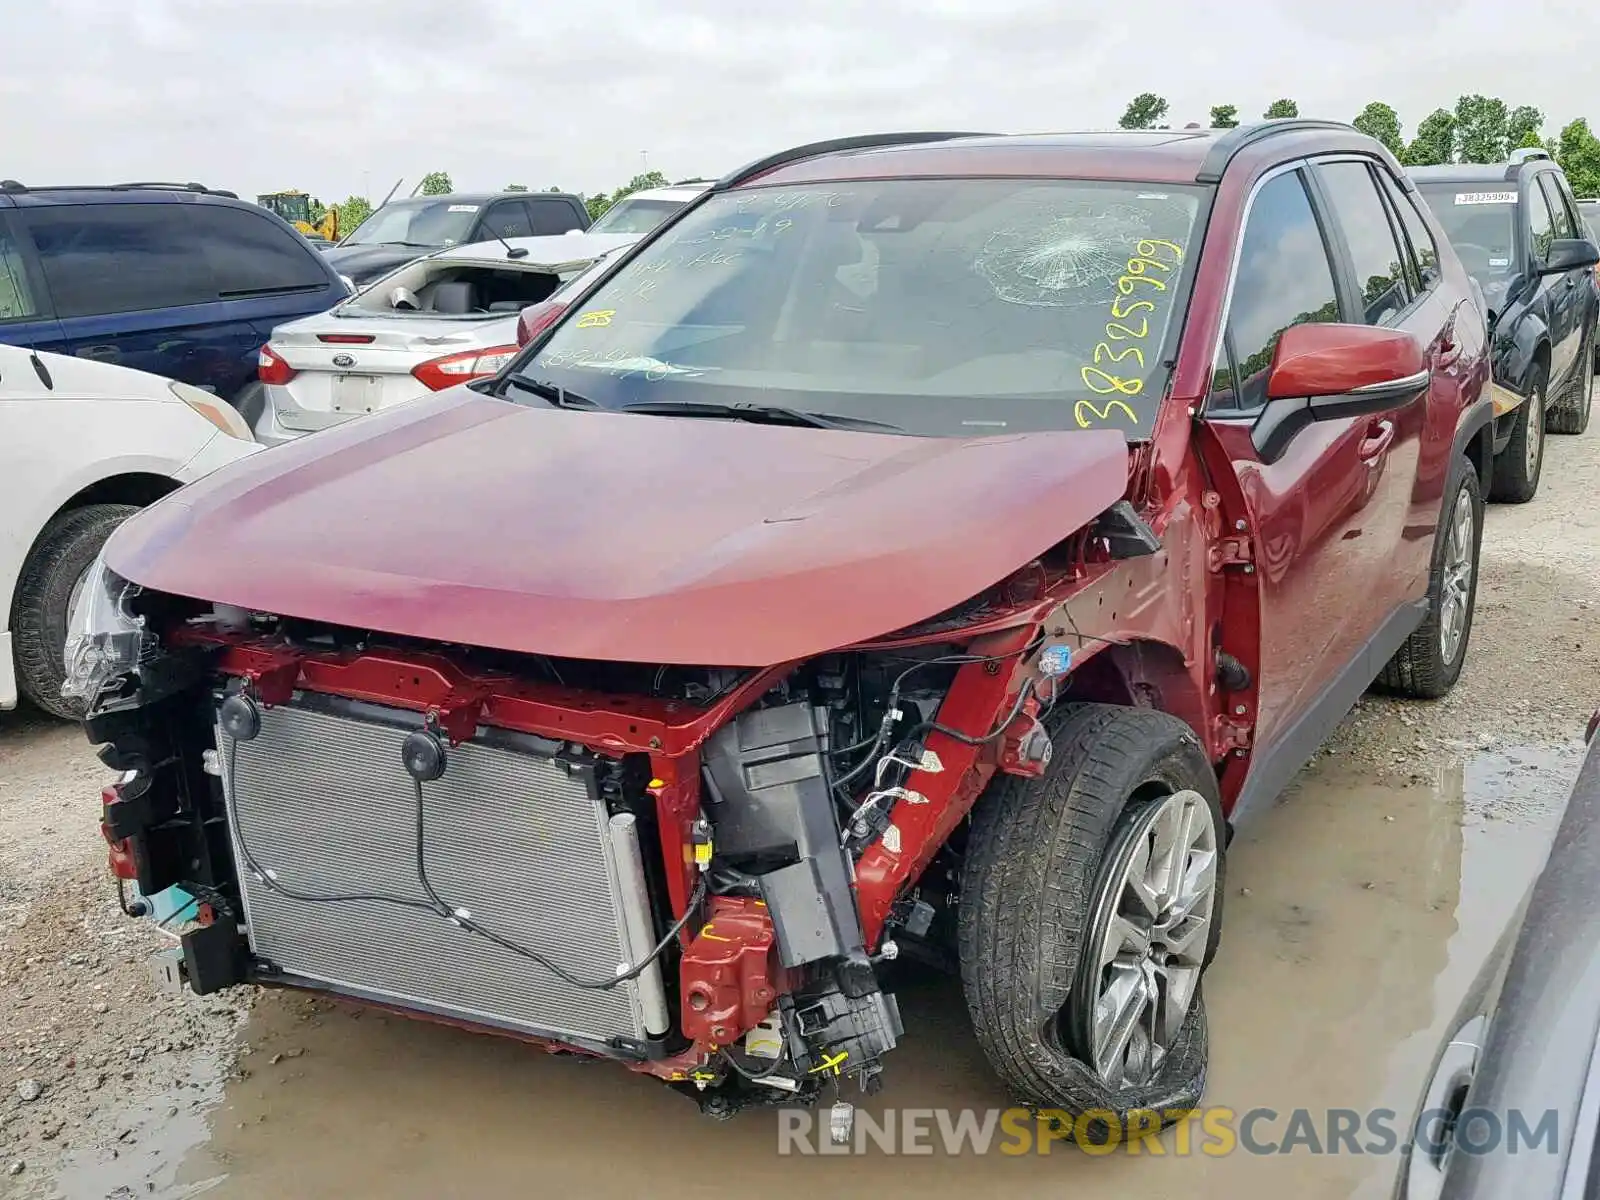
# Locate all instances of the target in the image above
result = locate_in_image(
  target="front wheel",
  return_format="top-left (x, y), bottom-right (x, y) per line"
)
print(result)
top-left (10, 504), bottom-right (139, 719)
top-left (958, 704), bottom-right (1225, 1145)
top-left (1490, 369), bottom-right (1545, 503)
top-left (1376, 456), bottom-right (1482, 698)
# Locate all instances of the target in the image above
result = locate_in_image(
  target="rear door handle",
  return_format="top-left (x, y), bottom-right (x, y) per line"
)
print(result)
top-left (1359, 419), bottom-right (1395, 460)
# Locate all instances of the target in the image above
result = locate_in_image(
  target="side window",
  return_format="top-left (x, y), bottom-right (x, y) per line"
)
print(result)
top-left (483, 200), bottom-right (533, 240)
top-left (1215, 170), bottom-right (1342, 414)
top-left (1383, 176), bottom-right (1442, 290)
top-left (1528, 184), bottom-right (1557, 261)
top-left (188, 206), bottom-right (330, 295)
top-left (1537, 175), bottom-right (1576, 239)
top-left (23, 204), bottom-right (215, 316)
top-left (0, 217), bottom-right (42, 322)
top-left (527, 198), bottom-right (583, 236)
top-left (1316, 160), bottom-right (1412, 325)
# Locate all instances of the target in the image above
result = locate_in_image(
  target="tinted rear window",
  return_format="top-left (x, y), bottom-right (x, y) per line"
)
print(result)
top-left (23, 202), bottom-right (329, 318)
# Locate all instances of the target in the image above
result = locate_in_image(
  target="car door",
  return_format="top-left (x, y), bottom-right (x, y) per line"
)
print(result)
top-left (0, 210), bottom-right (65, 351)
top-left (1310, 157), bottom-right (1441, 603)
top-left (1537, 172), bottom-right (1586, 384)
top-left (1201, 166), bottom-right (1388, 753)
top-left (18, 202), bottom-right (263, 401)
top-left (1524, 179), bottom-right (1573, 383)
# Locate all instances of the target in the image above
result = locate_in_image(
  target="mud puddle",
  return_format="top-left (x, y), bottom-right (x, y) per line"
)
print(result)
top-left (46, 744), bottom-right (1581, 1200)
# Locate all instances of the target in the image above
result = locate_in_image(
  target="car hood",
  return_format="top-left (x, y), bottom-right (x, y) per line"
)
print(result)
top-left (104, 390), bottom-right (1131, 666)
top-left (323, 243), bottom-right (432, 283)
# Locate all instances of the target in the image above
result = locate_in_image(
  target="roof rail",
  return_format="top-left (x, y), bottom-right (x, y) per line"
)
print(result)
top-left (714, 131), bottom-right (997, 191)
top-left (1195, 118), bottom-right (1361, 183)
top-left (1508, 147), bottom-right (1551, 165)
top-left (0, 180), bottom-right (236, 198)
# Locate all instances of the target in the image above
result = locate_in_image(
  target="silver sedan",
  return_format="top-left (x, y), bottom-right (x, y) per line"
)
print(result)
top-left (255, 232), bottom-right (637, 444)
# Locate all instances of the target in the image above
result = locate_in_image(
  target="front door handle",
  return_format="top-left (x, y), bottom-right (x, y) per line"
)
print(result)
top-left (1359, 419), bottom-right (1395, 460)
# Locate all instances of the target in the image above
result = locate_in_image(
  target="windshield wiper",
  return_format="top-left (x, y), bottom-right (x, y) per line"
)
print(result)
top-left (619, 400), bottom-right (904, 433)
top-left (500, 374), bottom-right (599, 410)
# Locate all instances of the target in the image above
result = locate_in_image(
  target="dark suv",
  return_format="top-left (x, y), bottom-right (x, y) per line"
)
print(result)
top-left (0, 182), bottom-right (349, 425)
top-left (1410, 150), bottom-right (1599, 499)
top-left (324, 191), bottom-right (591, 287)
top-left (82, 122), bottom-right (1492, 1145)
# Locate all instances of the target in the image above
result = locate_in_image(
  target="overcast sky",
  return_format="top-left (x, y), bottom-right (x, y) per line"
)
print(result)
top-left (4, 0), bottom-right (1595, 204)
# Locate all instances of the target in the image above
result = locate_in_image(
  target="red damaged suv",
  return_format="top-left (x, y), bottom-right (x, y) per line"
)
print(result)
top-left (73, 122), bottom-right (1491, 1139)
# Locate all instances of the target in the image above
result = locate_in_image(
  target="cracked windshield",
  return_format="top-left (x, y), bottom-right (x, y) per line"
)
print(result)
top-left (521, 180), bottom-right (1202, 436)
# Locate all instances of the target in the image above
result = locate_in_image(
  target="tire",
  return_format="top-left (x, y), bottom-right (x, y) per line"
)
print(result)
top-left (958, 704), bottom-right (1225, 1144)
top-left (1490, 367), bottom-right (1546, 503)
top-left (230, 381), bottom-right (266, 431)
top-left (1548, 334), bottom-right (1593, 435)
top-left (10, 504), bottom-right (139, 720)
top-left (1376, 456), bottom-right (1483, 699)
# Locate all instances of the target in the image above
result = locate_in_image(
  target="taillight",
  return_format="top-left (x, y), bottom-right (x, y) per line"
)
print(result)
top-left (257, 344), bottom-right (296, 386)
top-left (516, 300), bottom-right (568, 347)
top-left (411, 344), bottom-right (519, 391)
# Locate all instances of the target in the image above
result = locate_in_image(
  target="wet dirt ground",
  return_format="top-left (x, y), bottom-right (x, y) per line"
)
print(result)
top-left (4, 428), bottom-right (1598, 1198)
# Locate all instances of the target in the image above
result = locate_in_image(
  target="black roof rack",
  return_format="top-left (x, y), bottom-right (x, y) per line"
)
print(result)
top-left (0, 180), bottom-right (236, 198)
top-left (714, 131), bottom-right (997, 191)
top-left (1194, 119), bottom-right (1360, 184)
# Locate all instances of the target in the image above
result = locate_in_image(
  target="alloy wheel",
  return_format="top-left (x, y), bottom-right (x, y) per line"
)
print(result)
top-left (1080, 789), bottom-right (1219, 1088)
top-left (1438, 484), bottom-right (1477, 666)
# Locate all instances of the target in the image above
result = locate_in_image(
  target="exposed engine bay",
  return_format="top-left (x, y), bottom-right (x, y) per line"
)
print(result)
top-left (85, 595), bottom-right (1068, 1119)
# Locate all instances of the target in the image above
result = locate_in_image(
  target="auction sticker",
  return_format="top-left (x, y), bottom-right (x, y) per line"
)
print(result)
top-left (1454, 191), bottom-right (1517, 205)
top-left (447, 204), bottom-right (480, 212)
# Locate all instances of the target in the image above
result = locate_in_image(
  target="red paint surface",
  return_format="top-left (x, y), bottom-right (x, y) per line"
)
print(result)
top-left (107, 390), bottom-right (1129, 666)
top-left (1265, 323), bottom-right (1427, 400)
top-left (678, 897), bottom-right (780, 1046)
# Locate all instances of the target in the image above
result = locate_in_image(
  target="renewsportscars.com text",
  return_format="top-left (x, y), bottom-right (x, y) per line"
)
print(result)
top-left (775, 1105), bottom-right (1560, 1157)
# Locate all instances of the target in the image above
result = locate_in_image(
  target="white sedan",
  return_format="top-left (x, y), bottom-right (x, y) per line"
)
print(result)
top-left (256, 232), bottom-right (638, 444)
top-left (0, 344), bottom-right (260, 718)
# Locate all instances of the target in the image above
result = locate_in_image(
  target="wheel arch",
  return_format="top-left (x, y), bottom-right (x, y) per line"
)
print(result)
top-left (2, 472), bottom-right (179, 631)
top-left (1060, 637), bottom-right (1210, 753)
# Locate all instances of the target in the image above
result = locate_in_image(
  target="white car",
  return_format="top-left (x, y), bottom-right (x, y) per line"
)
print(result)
top-left (0, 344), bottom-right (260, 718)
top-left (585, 183), bottom-right (710, 236)
top-left (255, 232), bottom-right (639, 444)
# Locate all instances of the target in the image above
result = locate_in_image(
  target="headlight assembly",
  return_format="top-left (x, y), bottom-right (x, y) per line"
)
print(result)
top-left (61, 554), bottom-right (159, 704)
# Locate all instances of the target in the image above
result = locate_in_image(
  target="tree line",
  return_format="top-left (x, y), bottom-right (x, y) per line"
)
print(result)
top-left (1119, 93), bottom-right (1600, 195)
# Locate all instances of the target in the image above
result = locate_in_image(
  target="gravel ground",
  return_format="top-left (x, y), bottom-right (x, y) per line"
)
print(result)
top-left (0, 422), bottom-right (1595, 1197)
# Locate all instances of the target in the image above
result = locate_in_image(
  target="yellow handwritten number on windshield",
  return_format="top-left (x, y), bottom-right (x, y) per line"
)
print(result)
top-left (576, 309), bottom-right (616, 329)
top-left (1075, 397), bottom-right (1141, 426)
top-left (1075, 236), bottom-right (1185, 427)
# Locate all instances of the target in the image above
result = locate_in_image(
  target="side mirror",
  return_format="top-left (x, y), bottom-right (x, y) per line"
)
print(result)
top-left (1538, 237), bottom-right (1600, 275)
top-left (516, 299), bottom-right (568, 347)
top-left (1252, 323), bottom-right (1429, 462)
top-left (1266, 322), bottom-right (1429, 413)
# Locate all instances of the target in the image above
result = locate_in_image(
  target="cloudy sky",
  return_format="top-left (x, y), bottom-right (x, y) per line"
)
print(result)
top-left (4, 0), bottom-right (1594, 204)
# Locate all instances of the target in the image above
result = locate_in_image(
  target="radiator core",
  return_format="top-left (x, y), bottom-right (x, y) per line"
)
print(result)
top-left (217, 697), bottom-right (652, 1048)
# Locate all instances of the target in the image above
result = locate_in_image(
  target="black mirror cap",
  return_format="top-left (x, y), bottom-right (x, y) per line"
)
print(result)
top-left (1539, 237), bottom-right (1600, 275)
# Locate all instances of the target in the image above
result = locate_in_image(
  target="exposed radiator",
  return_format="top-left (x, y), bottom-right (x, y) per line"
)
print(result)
top-left (216, 697), bottom-right (655, 1050)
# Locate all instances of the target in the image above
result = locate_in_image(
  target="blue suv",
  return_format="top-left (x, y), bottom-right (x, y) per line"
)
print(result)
top-left (0, 181), bottom-right (349, 424)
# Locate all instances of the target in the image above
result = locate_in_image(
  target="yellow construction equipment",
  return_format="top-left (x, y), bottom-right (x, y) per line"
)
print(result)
top-left (256, 190), bottom-right (339, 242)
